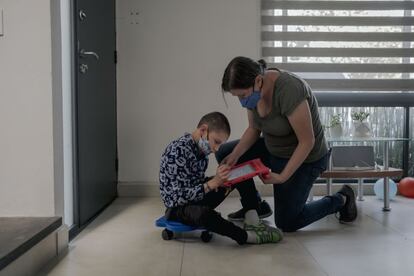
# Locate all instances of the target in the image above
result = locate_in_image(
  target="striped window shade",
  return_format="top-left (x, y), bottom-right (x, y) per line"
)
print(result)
top-left (261, 0), bottom-right (414, 93)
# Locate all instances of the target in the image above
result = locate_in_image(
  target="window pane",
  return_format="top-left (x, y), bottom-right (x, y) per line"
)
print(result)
top-left (320, 107), bottom-right (405, 169)
top-left (410, 107), bottom-right (414, 176)
top-left (285, 25), bottom-right (408, 32)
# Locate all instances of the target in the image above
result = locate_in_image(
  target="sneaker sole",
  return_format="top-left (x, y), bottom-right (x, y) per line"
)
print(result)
top-left (340, 187), bottom-right (358, 223)
top-left (228, 210), bottom-right (273, 222)
top-left (273, 228), bottom-right (284, 242)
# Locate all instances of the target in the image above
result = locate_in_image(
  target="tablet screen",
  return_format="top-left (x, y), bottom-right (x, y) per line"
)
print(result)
top-left (227, 164), bottom-right (255, 181)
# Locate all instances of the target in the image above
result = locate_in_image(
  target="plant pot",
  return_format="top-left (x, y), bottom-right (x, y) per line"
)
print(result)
top-left (329, 125), bottom-right (343, 138)
top-left (352, 121), bottom-right (371, 137)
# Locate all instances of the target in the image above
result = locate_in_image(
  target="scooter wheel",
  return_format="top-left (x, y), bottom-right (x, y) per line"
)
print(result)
top-left (162, 229), bottom-right (174, 240)
top-left (201, 231), bottom-right (213, 243)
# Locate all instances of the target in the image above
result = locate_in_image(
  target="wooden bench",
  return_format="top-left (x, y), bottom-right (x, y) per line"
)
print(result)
top-left (319, 167), bottom-right (403, 211)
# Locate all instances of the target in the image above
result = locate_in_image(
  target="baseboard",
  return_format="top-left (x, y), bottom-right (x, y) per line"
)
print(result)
top-left (312, 183), bottom-right (374, 196)
top-left (118, 181), bottom-right (162, 197)
top-left (118, 181), bottom-right (375, 197)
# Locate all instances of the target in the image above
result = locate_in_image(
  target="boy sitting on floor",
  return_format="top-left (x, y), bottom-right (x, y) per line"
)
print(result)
top-left (159, 111), bottom-right (282, 245)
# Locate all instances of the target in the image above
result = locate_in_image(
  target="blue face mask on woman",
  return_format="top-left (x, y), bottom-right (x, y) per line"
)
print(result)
top-left (239, 90), bottom-right (261, 109)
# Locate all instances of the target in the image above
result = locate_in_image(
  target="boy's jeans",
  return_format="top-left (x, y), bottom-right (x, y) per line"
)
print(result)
top-left (166, 187), bottom-right (248, 244)
top-left (215, 138), bottom-right (343, 232)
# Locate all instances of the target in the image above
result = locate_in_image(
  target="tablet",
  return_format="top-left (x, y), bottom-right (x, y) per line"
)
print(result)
top-left (223, 158), bottom-right (270, 187)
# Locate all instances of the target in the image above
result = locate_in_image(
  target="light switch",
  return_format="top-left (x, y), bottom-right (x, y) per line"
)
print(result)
top-left (0, 9), bottom-right (3, 37)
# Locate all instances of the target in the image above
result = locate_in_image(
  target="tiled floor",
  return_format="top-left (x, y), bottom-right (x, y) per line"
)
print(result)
top-left (39, 195), bottom-right (414, 276)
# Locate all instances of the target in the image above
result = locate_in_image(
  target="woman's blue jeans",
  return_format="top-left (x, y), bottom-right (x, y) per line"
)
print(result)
top-left (215, 138), bottom-right (343, 232)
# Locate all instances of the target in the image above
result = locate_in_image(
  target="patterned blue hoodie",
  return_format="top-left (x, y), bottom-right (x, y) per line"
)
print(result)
top-left (159, 133), bottom-right (209, 208)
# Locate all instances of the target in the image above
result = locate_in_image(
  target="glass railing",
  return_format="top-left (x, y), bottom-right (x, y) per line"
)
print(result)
top-left (319, 107), bottom-right (412, 174)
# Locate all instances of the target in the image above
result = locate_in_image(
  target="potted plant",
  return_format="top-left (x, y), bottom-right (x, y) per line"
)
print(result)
top-left (351, 111), bottom-right (371, 137)
top-left (326, 114), bottom-right (343, 138)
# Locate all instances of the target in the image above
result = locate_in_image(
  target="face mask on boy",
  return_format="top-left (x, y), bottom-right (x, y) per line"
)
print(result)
top-left (198, 133), bottom-right (212, 155)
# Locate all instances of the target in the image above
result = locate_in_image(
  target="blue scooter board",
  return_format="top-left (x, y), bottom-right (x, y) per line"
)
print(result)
top-left (155, 216), bottom-right (213, 242)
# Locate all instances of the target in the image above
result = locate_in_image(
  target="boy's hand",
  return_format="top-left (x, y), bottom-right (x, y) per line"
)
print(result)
top-left (216, 164), bottom-right (230, 183)
top-left (208, 165), bottom-right (230, 191)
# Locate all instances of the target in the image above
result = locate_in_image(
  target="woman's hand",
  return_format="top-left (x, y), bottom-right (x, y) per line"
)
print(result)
top-left (259, 172), bottom-right (286, 184)
top-left (221, 153), bottom-right (239, 167)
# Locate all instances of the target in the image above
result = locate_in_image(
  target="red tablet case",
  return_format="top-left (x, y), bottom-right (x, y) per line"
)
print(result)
top-left (223, 158), bottom-right (270, 187)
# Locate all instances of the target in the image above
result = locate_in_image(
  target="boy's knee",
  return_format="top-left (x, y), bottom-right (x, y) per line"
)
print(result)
top-left (197, 206), bottom-right (219, 225)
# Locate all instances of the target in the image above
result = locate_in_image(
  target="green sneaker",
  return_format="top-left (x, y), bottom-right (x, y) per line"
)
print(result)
top-left (245, 222), bottom-right (283, 244)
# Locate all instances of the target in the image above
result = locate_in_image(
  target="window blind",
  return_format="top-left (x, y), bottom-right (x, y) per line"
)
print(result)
top-left (261, 0), bottom-right (414, 93)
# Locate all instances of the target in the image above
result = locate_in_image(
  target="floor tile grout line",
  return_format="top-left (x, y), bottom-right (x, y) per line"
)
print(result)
top-left (179, 240), bottom-right (185, 276)
top-left (362, 210), bottom-right (411, 240)
top-left (352, 204), bottom-right (414, 243)
top-left (357, 202), bottom-right (406, 234)
top-left (351, 207), bottom-right (407, 239)
top-left (294, 237), bottom-right (330, 276)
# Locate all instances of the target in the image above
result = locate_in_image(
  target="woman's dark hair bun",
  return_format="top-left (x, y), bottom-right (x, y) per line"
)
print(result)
top-left (221, 56), bottom-right (267, 91)
top-left (257, 59), bottom-right (267, 69)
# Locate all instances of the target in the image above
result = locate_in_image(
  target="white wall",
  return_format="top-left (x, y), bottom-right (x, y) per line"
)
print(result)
top-left (116, 0), bottom-right (261, 185)
top-left (0, 0), bottom-right (55, 215)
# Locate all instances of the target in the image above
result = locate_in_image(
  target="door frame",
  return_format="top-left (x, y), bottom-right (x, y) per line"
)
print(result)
top-left (51, 0), bottom-right (76, 239)
top-left (69, 0), bottom-right (80, 240)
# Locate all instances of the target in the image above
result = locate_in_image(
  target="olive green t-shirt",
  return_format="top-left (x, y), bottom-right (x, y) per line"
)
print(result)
top-left (252, 71), bottom-right (328, 163)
